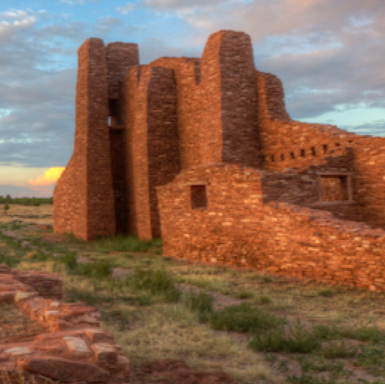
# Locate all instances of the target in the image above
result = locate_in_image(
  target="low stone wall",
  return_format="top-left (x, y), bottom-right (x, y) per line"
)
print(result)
top-left (158, 164), bottom-right (385, 292)
top-left (0, 264), bottom-right (130, 383)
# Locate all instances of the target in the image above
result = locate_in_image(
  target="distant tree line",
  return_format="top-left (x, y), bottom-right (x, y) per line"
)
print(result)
top-left (0, 195), bottom-right (53, 206)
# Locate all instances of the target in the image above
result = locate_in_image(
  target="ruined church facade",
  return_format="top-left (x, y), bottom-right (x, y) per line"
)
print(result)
top-left (54, 30), bottom-right (385, 291)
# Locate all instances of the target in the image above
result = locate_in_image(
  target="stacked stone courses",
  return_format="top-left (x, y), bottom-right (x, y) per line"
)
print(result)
top-left (0, 264), bottom-right (130, 383)
top-left (54, 29), bottom-right (385, 291)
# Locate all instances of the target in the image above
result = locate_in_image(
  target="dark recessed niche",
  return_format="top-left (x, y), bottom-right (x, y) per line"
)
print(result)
top-left (191, 185), bottom-right (207, 210)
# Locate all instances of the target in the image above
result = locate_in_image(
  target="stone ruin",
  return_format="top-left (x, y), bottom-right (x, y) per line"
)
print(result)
top-left (54, 30), bottom-right (385, 291)
top-left (0, 264), bottom-right (130, 383)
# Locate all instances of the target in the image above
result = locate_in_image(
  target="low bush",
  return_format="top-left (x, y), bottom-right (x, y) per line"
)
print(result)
top-left (354, 344), bottom-right (385, 376)
top-left (77, 259), bottom-right (112, 280)
top-left (126, 267), bottom-right (180, 302)
top-left (297, 356), bottom-right (347, 376)
top-left (183, 289), bottom-right (214, 321)
top-left (210, 303), bottom-right (281, 333)
top-left (92, 233), bottom-right (161, 253)
top-left (0, 253), bottom-right (20, 268)
top-left (250, 319), bottom-right (321, 353)
top-left (318, 288), bottom-right (334, 297)
top-left (57, 252), bottom-right (78, 270)
top-left (321, 340), bottom-right (358, 359)
top-left (339, 324), bottom-right (385, 343)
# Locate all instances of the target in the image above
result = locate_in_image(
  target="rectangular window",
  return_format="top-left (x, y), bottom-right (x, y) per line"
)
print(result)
top-left (191, 185), bottom-right (207, 210)
top-left (290, 152), bottom-right (295, 159)
top-left (300, 149), bottom-right (305, 157)
top-left (321, 176), bottom-right (349, 201)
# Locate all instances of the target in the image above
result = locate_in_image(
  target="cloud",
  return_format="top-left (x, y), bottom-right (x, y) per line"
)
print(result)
top-left (142, 0), bottom-right (235, 10)
top-left (160, 0), bottom-right (385, 122)
top-left (29, 167), bottom-right (65, 187)
top-left (92, 17), bottom-right (123, 38)
top-left (117, 3), bottom-right (137, 15)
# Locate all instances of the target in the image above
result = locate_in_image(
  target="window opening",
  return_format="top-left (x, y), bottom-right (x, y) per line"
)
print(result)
top-left (191, 185), bottom-right (207, 210)
top-left (320, 176), bottom-right (349, 201)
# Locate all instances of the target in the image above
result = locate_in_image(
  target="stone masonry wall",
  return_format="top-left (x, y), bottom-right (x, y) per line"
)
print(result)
top-left (149, 57), bottom-right (202, 170)
top-left (54, 28), bottom-right (385, 244)
top-left (120, 65), bottom-right (180, 239)
top-left (200, 31), bottom-right (261, 167)
top-left (54, 38), bottom-right (115, 241)
top-left (0, 264), bottom-right (130, 383)
top-left (157, 164), bottom-right (385, 291)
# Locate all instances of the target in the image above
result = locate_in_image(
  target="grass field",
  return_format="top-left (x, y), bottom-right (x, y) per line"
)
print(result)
top-left (1, 205), bottom-right (385, 383)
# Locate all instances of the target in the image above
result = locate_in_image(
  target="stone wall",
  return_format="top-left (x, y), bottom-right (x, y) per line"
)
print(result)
top-left (157, 164), bottom-right (385, 291)
top-left (54, 28), bottom-right (385, 244)
top-left (0, 264), bottom-right (130, 384)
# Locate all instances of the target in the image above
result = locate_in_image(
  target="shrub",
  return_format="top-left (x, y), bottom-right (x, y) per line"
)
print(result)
top-left (340, 324), bottom-right (385, 343)
top-left (93, 233), bottom-right (161, 253)
top-left (286, 373), bottom-right (339, 384)
top-left (354, 344), bottom-right (385, 376)
top-left (235, 289), bottom-right (254, 299)
top-left (210, 303), bottom-right (281, 333)
top-left (250, 319), bottom-right (321, 353)
top-left (297, 356), bottom-right (346, 375)
top-left (0, 253), bottom-right (20, 268)
top-left (321, 340), bottom-right (358, 359)
top-left (77, 259), bottom-right (112, 280)
top-left (57, 252), bottom-right (78, 270)
top-left (127, 267), bottom-right (180, 302)
top-left (313, 324), bottom-right (341, 341)
top-left (183, 289), bottom-right (214, 321)
top-left (318, 288), bottom-right (334, 297)
top-left (259, 295), bottom-right (272, 304)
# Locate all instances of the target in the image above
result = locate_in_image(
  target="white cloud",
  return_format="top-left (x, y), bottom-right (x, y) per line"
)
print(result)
top-left (117, 3), bottom-right (137, 15)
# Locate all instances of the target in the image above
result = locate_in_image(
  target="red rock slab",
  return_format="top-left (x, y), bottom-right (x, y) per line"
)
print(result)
top-left (18, 355), bottom-right (110, 383)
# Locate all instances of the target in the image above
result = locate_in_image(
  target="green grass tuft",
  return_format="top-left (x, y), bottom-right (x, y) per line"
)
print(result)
top-left (210, 303), bottom-right (281, 333)
top-left (250, 318), bottom-right (321, 353)
top-left (183, 289), bottom-right (214, 321)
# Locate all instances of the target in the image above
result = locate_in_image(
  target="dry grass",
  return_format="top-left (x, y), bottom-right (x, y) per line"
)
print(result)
top-left (3, 213), bottom-right (385, 383)
top-left (0, 203), bottom-right (53, 226)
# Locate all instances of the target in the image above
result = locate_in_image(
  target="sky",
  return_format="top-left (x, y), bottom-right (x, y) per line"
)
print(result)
top-left (0, 0), bottom-right (384, 197)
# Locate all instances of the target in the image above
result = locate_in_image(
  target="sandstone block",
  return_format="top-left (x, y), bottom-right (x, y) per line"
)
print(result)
top-left (63, 336), bottom-right (92, 358)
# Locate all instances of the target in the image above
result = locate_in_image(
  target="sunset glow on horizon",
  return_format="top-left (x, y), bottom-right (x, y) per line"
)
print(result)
top-left (28, 167), bottom-right (65, 188)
